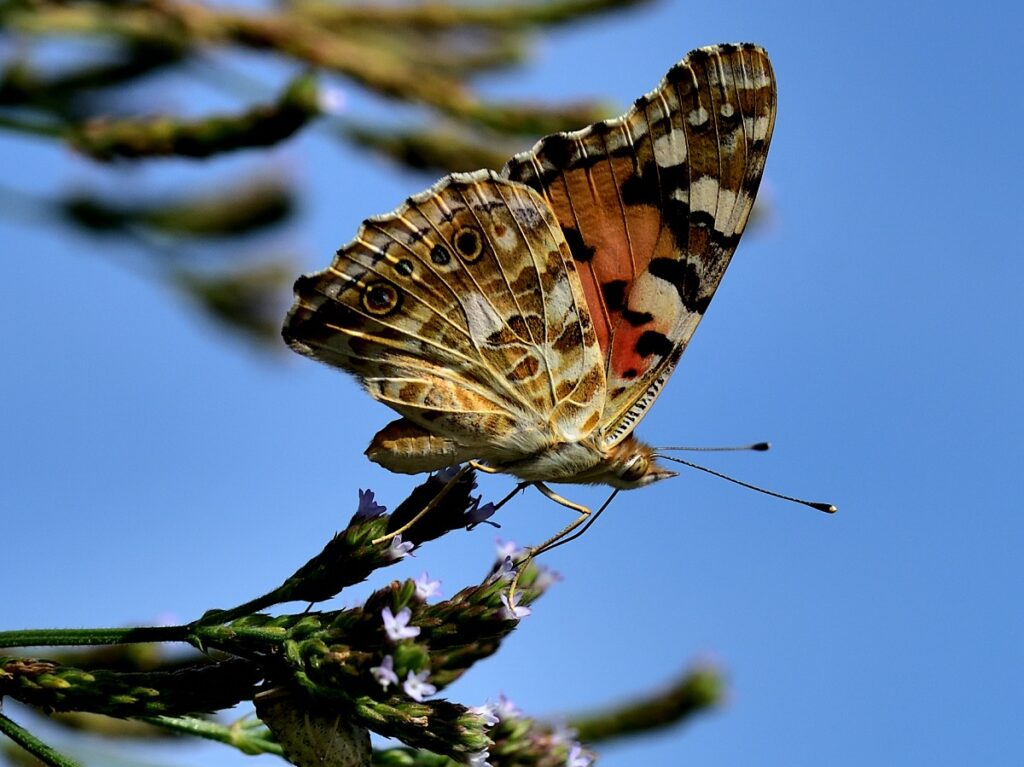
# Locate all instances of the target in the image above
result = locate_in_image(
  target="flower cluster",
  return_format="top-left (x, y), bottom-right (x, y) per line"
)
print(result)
top-left (466, 694), bottom-right (595, 767)
top-left (0, 473), bottom-right (588, 767)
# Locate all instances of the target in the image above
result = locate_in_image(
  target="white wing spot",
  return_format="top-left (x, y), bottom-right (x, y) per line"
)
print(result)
top-left (750, 115), bottom-right (771, 140)
top-left (714, 188), bottom-right (740, 235)
top-left (688, 107), bottom-right (709, 127)
top-left (653, 130), bottom-right (687, 167)
top-left (463, 292), bottom-right (504, 344)
top-left (690, 176), bottom-right (720, 215)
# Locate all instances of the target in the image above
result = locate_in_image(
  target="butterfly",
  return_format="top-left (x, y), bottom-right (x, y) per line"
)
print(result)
top-left (284, 43), bottom-right (778, 555)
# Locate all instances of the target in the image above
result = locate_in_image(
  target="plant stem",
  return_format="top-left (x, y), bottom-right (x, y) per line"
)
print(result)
top-left (0, 712), bottom-right (82, 767)
top-left (0, 625), bottom-right (191, 649)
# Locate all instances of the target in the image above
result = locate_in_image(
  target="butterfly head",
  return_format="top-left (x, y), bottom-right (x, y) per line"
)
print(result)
top-left (604, 437), bottom-right (677, 489)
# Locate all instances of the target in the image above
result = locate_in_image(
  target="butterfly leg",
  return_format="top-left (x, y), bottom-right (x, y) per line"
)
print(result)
top-left (469, 461), bottom-right (530, 518)
top-left (529, 484), bottom-right (619, 556)
top-left (490, 480), bottom-right (530, 512)
top-left (371, 464), bottom-right (474, 545)
top-left (507, 486), bottom-right (619, 601)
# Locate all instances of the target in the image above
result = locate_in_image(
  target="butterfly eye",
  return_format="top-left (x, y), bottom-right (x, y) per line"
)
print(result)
top-left (452, 227), bottom-right (483, 263)
top-left (621, 455), bottom-right (649, 483)
top-left (361, 281), bottom-right (401, 316)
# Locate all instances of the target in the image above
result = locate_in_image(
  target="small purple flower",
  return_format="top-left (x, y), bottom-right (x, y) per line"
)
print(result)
top-left (467, 497), bottom-right (498, 528)
top-left (495, 538), bottom-right (522, 560)
top-left (469, 703), bottom-right (499, 728)
top-left (566, 743), bottom-right (593, 767)
top-left (548, 721), bottom-right (578, 746)
top-left (403, 669), bottom-right (436, 702)
top-left (533, 565), bottom-right (563, 591)
top-left (382, 606), bottom-right (420, 641)
top-left (370, 655), bottom-right (398, 690)
top-left (500, 591), bottom-right (531, 620)
top-left (467, 749), bottom-right (491, 767)
top-left (493, 693), bottom-right (521, 720)
top-left (387, 534), bottom-right (414, 560)
top-left (356, 488), bottom-right (386, 519)
top-left (414, 572), bottom-right (442, 601)
top-left (490, 555), bottom-right (515, 583)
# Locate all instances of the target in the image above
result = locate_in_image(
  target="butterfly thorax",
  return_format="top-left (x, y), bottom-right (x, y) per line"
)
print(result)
top-left (498, 435), bottom-right (675, 490)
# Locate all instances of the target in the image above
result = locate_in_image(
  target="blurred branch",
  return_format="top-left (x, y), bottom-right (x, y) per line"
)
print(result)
top-left (57, 176), bottom-right (296, 238)
top-left (288, 0), bottom-right (651, 30)
top-left (343, 123), bottom-right (516, 174)
top-left (172, 259), bottom-right (296, 348)
top-left (453, 98), bottom-right (614, 136)
top-left (70, 73), bottom-right (320, 160)
top-left (4, 1), bottom-right (472, 107)
top-left (0, 40), bottom-right (186, 118)
top-left (341, 26), bottom-right (528, 77)
top-left (569, 663), bottom-right (724, 742)
top-left (4, 0), bottom-right (619, 140)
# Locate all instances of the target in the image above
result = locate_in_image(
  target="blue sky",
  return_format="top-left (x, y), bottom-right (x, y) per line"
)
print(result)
top-left (2, 1), bottom-right (1022, 766)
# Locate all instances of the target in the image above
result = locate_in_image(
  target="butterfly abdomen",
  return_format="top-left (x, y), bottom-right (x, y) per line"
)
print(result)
top-left (365, 418), bottom-right (476, 474)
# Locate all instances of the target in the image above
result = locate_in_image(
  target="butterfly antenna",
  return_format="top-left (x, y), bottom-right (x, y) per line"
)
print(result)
top-left (656, 454), bottom-right (836, 514)
top-left (659, 442), bottom-right (771, 452)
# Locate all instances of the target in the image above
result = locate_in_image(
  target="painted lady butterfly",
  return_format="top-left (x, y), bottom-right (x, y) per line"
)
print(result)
top-left (284, 44), bottom-right (781, 551)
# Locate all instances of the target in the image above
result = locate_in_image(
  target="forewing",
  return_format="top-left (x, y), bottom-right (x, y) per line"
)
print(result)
top-left (502, 43), bottom-right (776, 447)
top-left (283, 171), bottom-right (605, 460)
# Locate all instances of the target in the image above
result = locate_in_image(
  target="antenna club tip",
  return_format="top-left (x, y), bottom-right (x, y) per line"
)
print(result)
top-left (814, 502), bottom-right (838, 514)
top-left (753, 442), bottom-right (771, 451)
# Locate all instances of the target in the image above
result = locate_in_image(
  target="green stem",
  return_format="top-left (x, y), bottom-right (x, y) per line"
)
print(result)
top-left (144, 715), bottom-right (284, 756)
top-left (0, 625), bottom-right (191, 649)
top-left (188, 623), bottom-right (294, 648)
top-left (0, 712), bottom-right (82, 767)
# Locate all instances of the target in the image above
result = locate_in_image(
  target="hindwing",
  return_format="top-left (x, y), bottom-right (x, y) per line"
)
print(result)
top-left (284, 171), bottom-right (606, 462)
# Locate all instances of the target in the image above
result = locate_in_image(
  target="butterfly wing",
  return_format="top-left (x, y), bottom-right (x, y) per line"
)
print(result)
top-left (502, 43), bottom-right (776, 448)
top-left (283, 171), bottom-right (606, 468)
